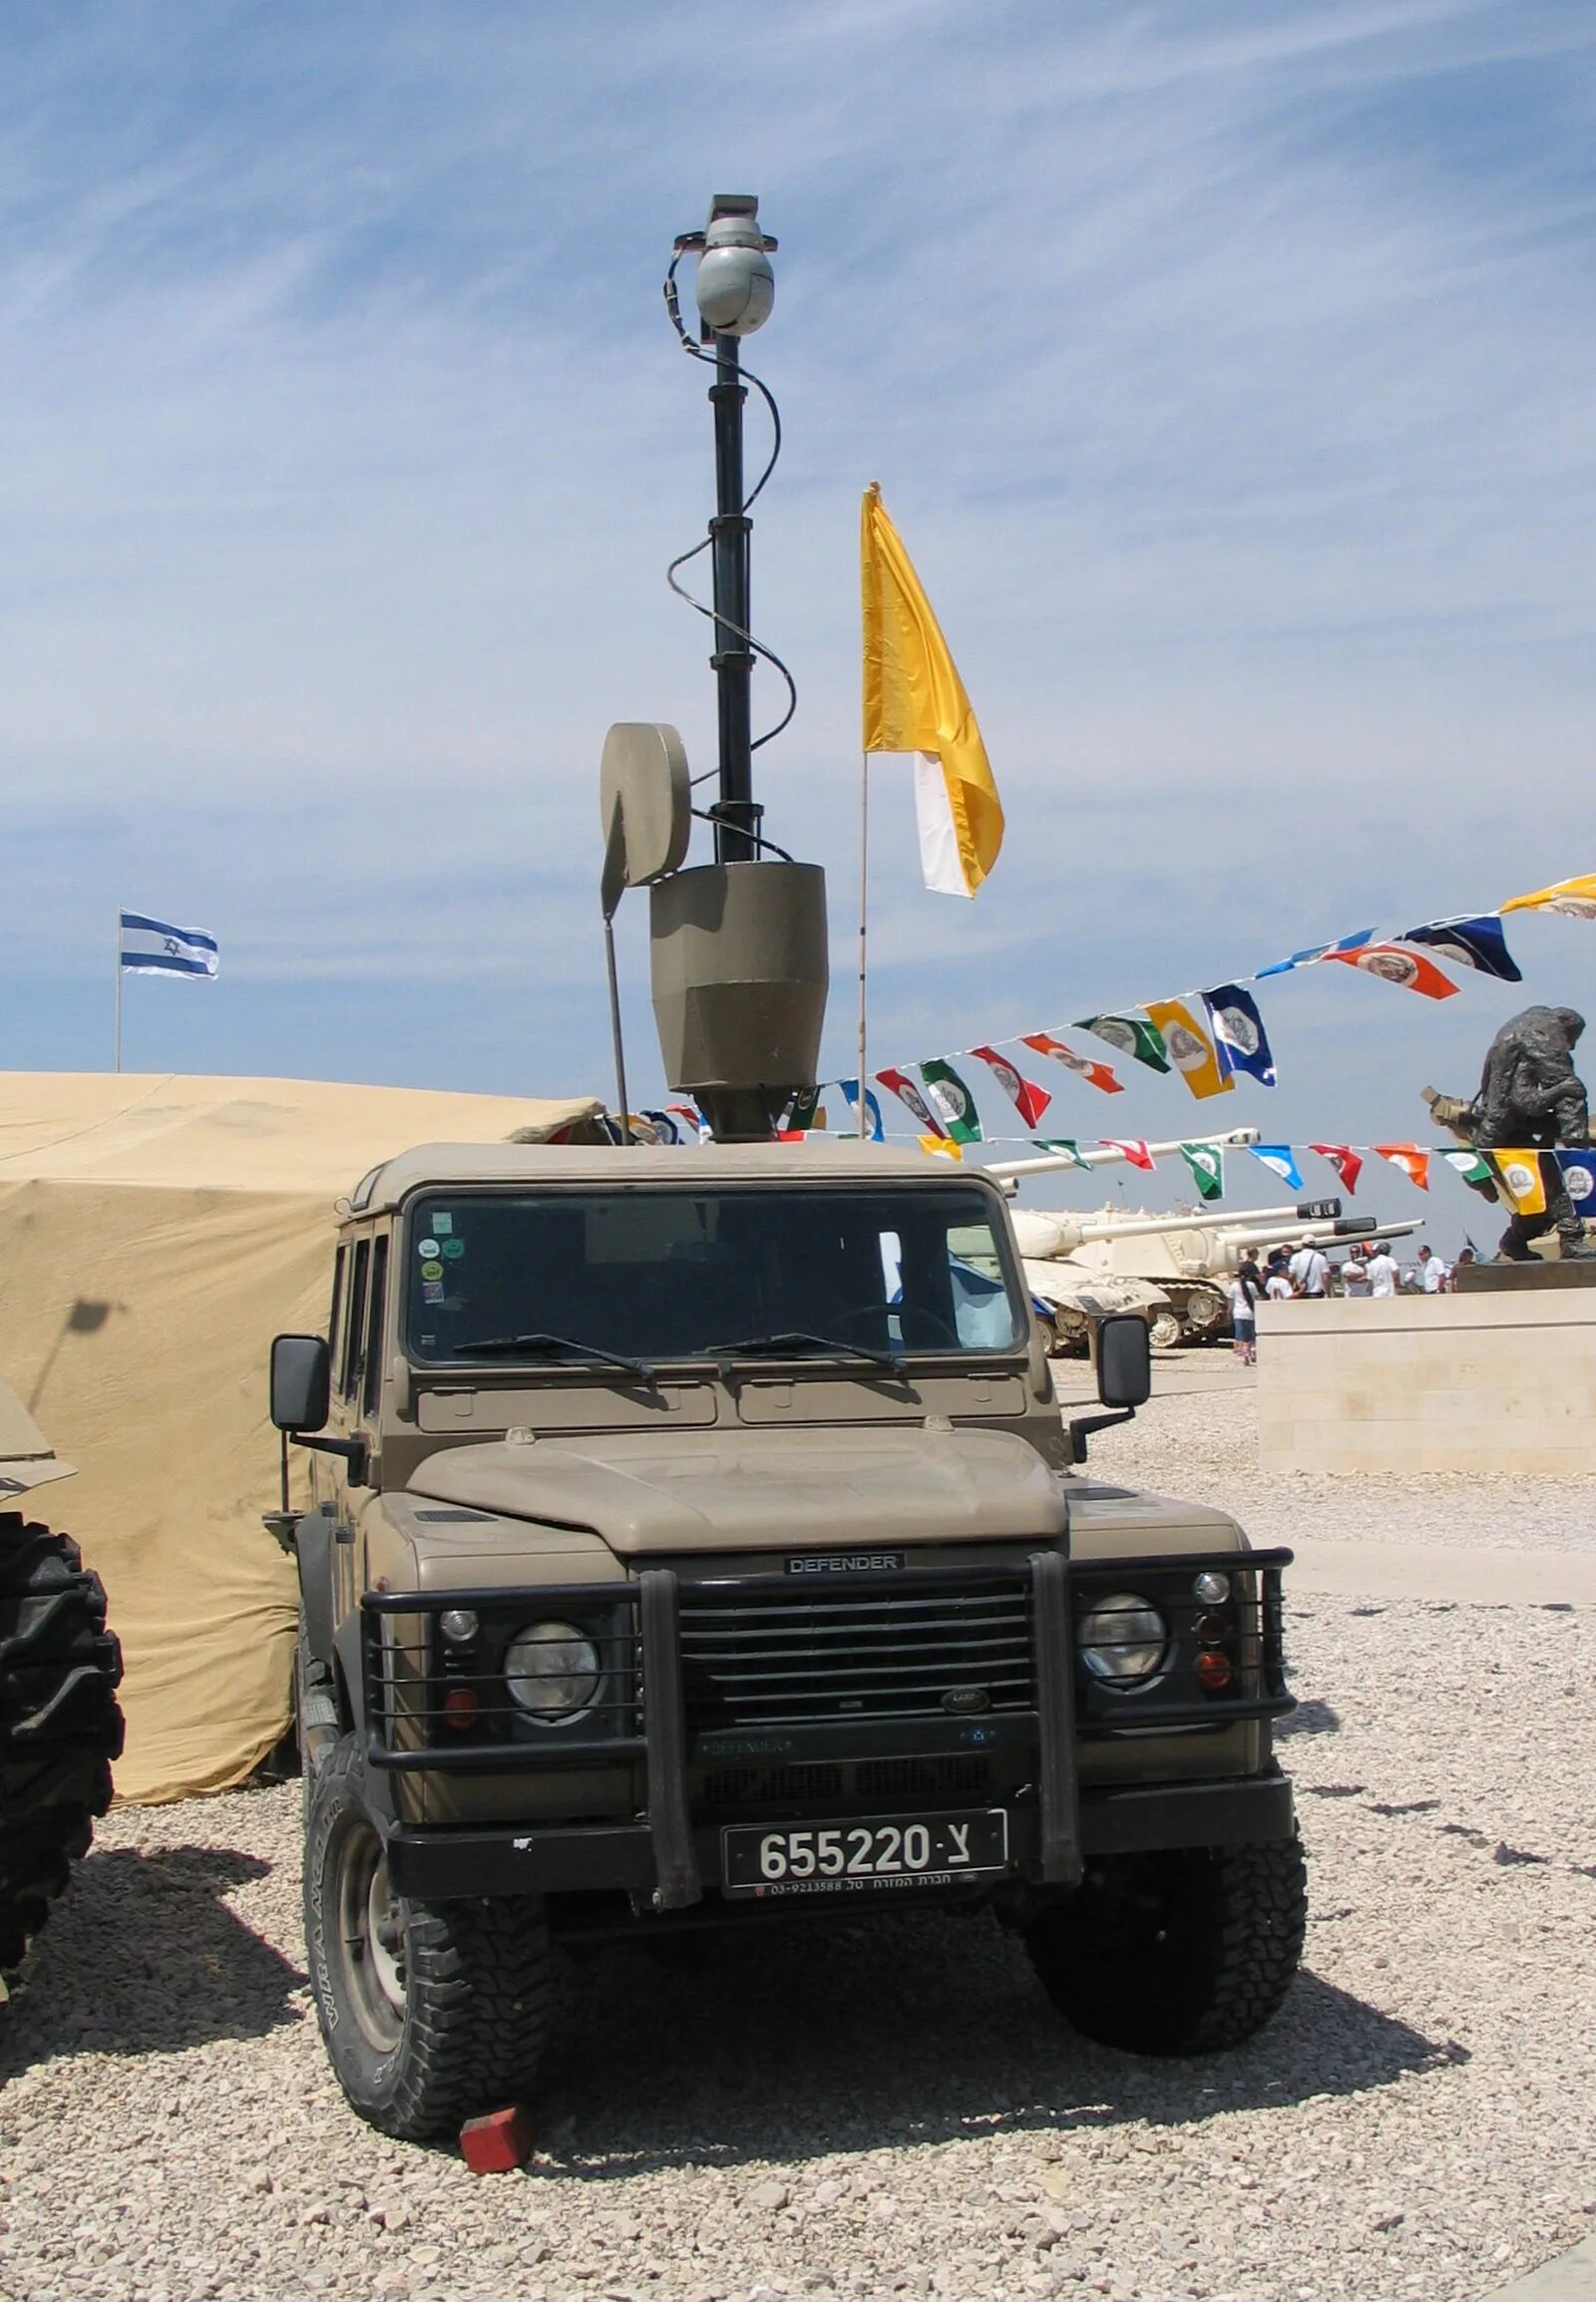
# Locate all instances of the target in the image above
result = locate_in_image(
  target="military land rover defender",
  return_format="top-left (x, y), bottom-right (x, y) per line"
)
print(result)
top-left (270, 1140), bottom-right (1304, 2138)
top-left (269, 194), bottom-right (1305, 2139)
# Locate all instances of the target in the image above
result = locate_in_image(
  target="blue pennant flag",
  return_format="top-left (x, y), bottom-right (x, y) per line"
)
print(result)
top-left (1397, 915), bottom-right (1522, 983)
top-left (1204, 984), bottom-right (1277, 1087)
top-left (1256, 930), bottom-right (1372, 978)
top-left (840, 1079), bottom-right (885, 1141)
top-left (1558, 1150), bottom-right (1596, 1212)
top-left (1250, 1144), bottom-right (1304, 1190)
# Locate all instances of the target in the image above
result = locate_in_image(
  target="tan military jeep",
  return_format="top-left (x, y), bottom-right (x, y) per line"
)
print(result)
top-left (270, 1138), bottom-right (1304, 2139)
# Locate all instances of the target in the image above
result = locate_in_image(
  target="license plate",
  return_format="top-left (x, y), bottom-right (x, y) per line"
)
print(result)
top-left (720, 1809), bottom-right (1009, 1899)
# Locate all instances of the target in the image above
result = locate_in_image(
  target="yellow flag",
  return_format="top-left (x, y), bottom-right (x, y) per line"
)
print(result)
top-left (1143, 996), bottom-right (1233, 1101)
top-left (1494, 1150), bottom-right (1548, 1214)
top-left (861, 483), bottom-right (1003, 898)
top-left (1499, 873), bottom-right (1596, 918)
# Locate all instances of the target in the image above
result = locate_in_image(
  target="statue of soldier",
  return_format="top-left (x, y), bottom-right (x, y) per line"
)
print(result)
top-left (1425, 1006), bottom-right (1592, 1261)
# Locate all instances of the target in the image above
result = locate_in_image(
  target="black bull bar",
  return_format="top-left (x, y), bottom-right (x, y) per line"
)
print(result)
top-left (361, 1550), bottom-right (1295, 1910)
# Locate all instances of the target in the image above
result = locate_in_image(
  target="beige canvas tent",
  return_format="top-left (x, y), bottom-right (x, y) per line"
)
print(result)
top-left (0, 1072), bottom-right (603, 1802)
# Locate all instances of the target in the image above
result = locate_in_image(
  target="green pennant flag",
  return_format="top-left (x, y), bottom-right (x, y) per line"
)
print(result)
top-left (1442, 1146), bottom-right (1502, 1202)
top-left (1075, 1013), bottom-right (1170, 1074)
top-left (919, 1059), bottom-right (984, 1144)
top-left (1031, 1138), bottom-right (1087, 1166)
top-left (784, 1086), bottom-right (823, 1132)
top-left (1180, 1142), bottom-right (1225, 1202)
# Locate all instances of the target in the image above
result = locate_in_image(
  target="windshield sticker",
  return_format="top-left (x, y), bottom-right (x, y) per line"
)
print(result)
top-left (422, 1286), bottom-right (444, 1307)
top-left (420, 1260), bottom-right (444, 1281)
top-left (417, 1237), bottom-right (440, 1258)
top-left (442, 1237), bottom-right (466, 1260)
top-left (431, 1213), bottom-right (453, 1234)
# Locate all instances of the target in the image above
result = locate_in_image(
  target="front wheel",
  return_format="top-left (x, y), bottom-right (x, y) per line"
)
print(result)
top-left (303, 1736), bottom-right (551, 2137)
top-left (1022, 1834), bottom-right (1307, 2055)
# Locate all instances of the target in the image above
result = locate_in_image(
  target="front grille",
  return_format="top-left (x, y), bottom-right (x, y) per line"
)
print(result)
top-left (700, 1753), bottom-right (996, 1811)
top-left (679, 1576), bottom-right (1033, 1729)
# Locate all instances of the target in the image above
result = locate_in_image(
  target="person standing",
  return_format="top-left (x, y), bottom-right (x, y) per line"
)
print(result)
top-left (1288, 1241), bottom-right (1331, 1299)
top-left (1343, 1248), bottom-right (1373, 1299)
top-left (1417, 1244), bottom-right (1451, 1294)
top-left (1367, 1242), bottom-right (1399, 1298)
top-left (1228, 1258), bottom-right (1261, 1366)
top-left (1265, 1264), bottom-right (1294, 1304)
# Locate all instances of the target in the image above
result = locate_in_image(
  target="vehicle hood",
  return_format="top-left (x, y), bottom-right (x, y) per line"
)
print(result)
top-left (406, 1423), bottom-right (1067, 1556)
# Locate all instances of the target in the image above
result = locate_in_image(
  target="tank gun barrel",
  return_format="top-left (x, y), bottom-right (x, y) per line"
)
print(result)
top-left (1067, 1202), bottom-right (1345, 1247)
top-left (987, 1128), bottom-right (1261, 1187)
top-left (1220, 1215), bottom-right (1424, 1254)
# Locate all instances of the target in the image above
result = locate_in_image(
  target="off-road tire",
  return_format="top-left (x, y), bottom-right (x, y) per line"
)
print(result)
top-left (1022, 1832), bottom-right (1307, 2056)
top-left (0, 1514), bottom-right (125, 1970)
top-left (303, 1734), bottom-right (552, 2138)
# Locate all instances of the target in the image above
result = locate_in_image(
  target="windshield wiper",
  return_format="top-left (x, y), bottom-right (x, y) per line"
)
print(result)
top-left (705, 1330), bottom-right (904, 1375)
top-left (452, 1332), bottom-right (656, 1380)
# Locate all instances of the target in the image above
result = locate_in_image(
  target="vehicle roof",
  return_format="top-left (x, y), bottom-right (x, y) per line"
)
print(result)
top-left (347, 1139), bottom-right (995, 1218)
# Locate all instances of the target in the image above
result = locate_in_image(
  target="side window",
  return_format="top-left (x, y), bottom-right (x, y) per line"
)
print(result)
top-left (342, 1239), bottom-right (370, 1401)
top-left (362, 1237), bottom-right (388, 1418)
top-left (327, 1244), bottom-right (347, 1365)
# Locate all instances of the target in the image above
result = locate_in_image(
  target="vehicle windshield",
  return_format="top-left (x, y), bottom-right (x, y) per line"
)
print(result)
top-left (403, 1184), bottom-right (1026, 1367)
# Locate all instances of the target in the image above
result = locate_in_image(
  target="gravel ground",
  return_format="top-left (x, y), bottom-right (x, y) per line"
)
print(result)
top-left (1094, 1375), bottom-right (1596, 1551)
top-left (3, 1398), bottom-right (1594, 2302)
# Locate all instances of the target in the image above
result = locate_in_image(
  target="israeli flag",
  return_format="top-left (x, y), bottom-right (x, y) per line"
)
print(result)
top-left (119, 911), bottom-right (218, 977)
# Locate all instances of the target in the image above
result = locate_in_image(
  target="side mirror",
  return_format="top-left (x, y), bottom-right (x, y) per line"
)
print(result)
top-left (1095, 1315), bottom-right (1152, 1409)
top-left (271, 1334), bottom-right (330, 1433)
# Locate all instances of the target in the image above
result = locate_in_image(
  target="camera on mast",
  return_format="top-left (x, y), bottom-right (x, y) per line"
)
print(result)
top-left (675, 193), bottom-right (777, 338)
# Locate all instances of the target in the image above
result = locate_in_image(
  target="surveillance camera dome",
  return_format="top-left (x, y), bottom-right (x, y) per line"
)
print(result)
top-left (695, 204), bottom-right (775, 335)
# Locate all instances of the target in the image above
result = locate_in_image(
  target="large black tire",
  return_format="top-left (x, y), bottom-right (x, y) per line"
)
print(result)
top-left (0, 1513), bottom-right (125, 1971)
top-left (1022, 1833), bottom-right (1307, 2056)
top-left (303, 1735), bottom-right (552, 2139)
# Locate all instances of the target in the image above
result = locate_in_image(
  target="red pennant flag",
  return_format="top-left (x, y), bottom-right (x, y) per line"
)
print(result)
top-left (1323, 945), bottom-right (1458, 1000)
top-left (1309, 1143), bottom-right (1364, 1195)
top-left (968, 1045), bottom-right (1052, 1128)
top-left (1375, 1143), bottom-right (1430, 1190)
top-left (1100, 1138), bottom-right (1155, 1171)
top-left (876, 1067), bottom-right (948, 1137)
top-left (1020, 1032), bottom-right (1124, 1095)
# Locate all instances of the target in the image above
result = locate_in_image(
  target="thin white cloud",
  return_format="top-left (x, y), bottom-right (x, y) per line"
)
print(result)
top-left (0, 0), bottom-right (1590, 1161)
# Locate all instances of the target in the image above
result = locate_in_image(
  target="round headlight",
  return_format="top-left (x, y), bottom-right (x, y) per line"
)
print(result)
top-left (1077, 1592), bottom-right (1168, 1687)
top-left (505, 1620), bottom-right (601, 1723)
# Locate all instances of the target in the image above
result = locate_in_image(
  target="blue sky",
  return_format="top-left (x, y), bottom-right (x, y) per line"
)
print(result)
top-left (2, 1), bottom-right (1593, 1245)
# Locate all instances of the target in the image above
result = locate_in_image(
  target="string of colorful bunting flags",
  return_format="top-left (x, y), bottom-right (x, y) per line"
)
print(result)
top-left (785, 871), bottom-right (1596, 1146)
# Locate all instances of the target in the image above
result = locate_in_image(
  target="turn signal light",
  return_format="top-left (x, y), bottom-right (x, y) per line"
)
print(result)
top-left (442, 1686), bottom-right (479, 1730)
top-left (1195, 1649), bottom-right (1233, 1692)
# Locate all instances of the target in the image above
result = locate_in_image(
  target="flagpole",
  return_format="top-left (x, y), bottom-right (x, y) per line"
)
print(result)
top-left (114, 907), bottom-right (122, 1073)
top-left (856, 754), bottom-right (869, 1137)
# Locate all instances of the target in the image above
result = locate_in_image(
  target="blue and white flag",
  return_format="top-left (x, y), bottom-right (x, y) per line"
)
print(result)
top-left (1397, 914), bottom-right (1522, 983)
top-left (1557, 1150), bottom-right (1596, 1211)
top-left (1204, 983), bottom-right (1277, 1087)
top-left (1250, 1144), bottom-right (1304, 1190)
top-left (119, 912), bottom-right (217, 978)
top-left (1256, 930), bottom-right (1372, 978)
top-left (839, 1079), bottom-right (885, 1141)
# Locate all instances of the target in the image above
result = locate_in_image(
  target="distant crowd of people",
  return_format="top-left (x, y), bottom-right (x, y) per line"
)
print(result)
top-left (1226, 1239), bottom-right (1465, 1365)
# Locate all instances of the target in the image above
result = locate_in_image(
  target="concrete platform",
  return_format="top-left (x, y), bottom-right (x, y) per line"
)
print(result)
top-left (1257, 1291), bottom-right (1596, 1474)
top-left (1455, 1259), bottom-right (1596, 1293)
